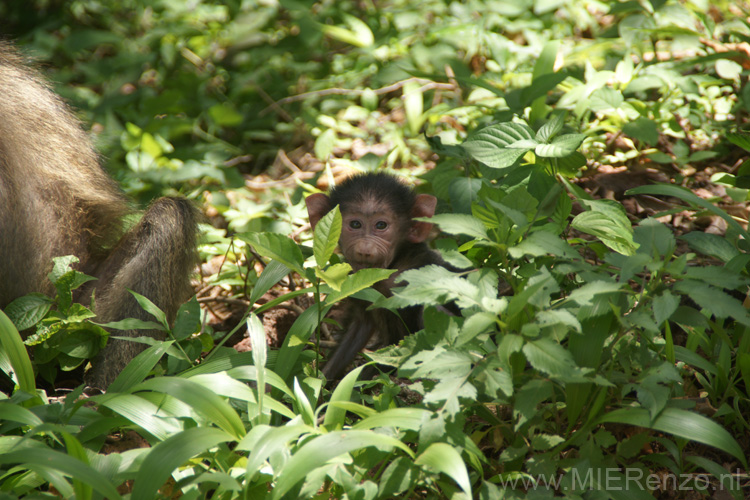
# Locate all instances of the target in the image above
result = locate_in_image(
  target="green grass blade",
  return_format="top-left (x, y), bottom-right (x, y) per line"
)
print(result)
top-left (599, 407), bottom-right (747, 467)
top-left (0, 309), bottom-right (36, 393)
top-left (131, 427), bottom-right (233, 499)
top-left (135, 377), bottom-right (246, 439)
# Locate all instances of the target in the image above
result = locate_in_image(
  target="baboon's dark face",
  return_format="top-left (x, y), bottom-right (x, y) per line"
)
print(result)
top-left (339, 196), bottom-right (408, 271)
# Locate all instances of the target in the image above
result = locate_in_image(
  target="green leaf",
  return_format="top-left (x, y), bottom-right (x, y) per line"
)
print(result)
top-left (523, 338), bottom-right (579, 377)
top-left (535, 133), bottom-right (586, 158)
top-left (94, 392), bottom-right (182, 440)
top-left (0, 448), bottom-right (122, 500)
top-left (129, 291), bottom-right (168, 329)
top-left (316, 263), bottom-right (353, 291)
top-left (461, 122), bottom-right (536, 170)
top-left (674, 281), bottom-right (750, 326)
top-left (428, 213), bottom-right (489, 240)
top-left (652, 291), bottom-right (679, 326)
top-left (535, 112), bottom-right (566, 143)
top-left (272, 430), bottom-right (414, 500)
top-left (3, 293), bottom-right (52, 331)
top-left (172, 297), bottom-right (201, 341)
top-left (0, 309), bottom-right (36, 393)
top-left (248, 260), bottom-right (291, 306)
top-left (415, 442), bottom-right (472, 496)
top-left (107, 342), bottom-right (173, 393)
top-left (353, 407), bottom-right (432, 431)
top-left (313, 206), bottom-right (342, 268)
top-left (324, 365), bottom-right (367, 430)
top-left (623, 116), bottom-right (659, 145)
top-left (131, 427), bottom-right (234, 499)
top-left (626, 184), bottom-right (750, 241)
top-left (572, 200), bottom-right (638, 255)
top-left (134, 377), bottom-right (246, 439)
top-left (599, 407), bottom-right (747, 467)
top-left (238, 232), bottom-right (306, 275)
top-left (727, 132), bottom-right (750, 153)
top-left (325, 268), bottom-right (395, 304)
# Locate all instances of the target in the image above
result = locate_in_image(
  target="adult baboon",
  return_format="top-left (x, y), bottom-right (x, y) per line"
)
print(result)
top-left (0, 41), bottom-right (200, 388)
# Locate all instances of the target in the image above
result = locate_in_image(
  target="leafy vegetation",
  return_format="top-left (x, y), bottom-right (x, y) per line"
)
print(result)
top-left (2, 0), bottom-right (750, 498)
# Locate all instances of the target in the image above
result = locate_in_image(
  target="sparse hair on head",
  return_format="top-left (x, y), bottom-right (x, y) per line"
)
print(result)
top-left (328, 171), bottom-right (416, 216)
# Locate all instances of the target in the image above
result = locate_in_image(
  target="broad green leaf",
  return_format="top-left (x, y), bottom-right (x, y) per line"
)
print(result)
top-left (272, 430), bottom-right (414, 500)
top-left (3, 293), bottom-right (52, 331)
top-left (172, 297), bottom-right (201, 340)
top-left (680, 231), bottom-right (740, 263)
top-left (0, 448), bottom-right (122, 500)
top-left (535, 133), bottom-right (586, 158)
top-left (248, 313), bottom-right (267, 422)
top-left (131, 427), bottom-right (234, 499)
top-left (652, 291), bottom-right (679, 326)
top-left (462, 122), bottom-right (536, 170)
top-left (313, 205), bottom-right (342, 268)
top-left (523, 338), bottom-right (578, 377)
top-left (415, 442), bottom-right (472, 495)
top-left (535, 112), bottom-right (566, 143)
top-left (135, 377), bottom-right (246, 439)
top-left (325, 268), bottom-right (395, 304)
top-left (318, 14), bottom-right (374, 47)
top-left (240, 424), bottom-right (312, 481)
top-left (238, 232), bottom-right (305, 275)
top-left (727, 132), bottom-right (750, 153)
top-left (572, 200), bottom-right (638, 255)
top-left (0, 401), bottom-right (43, 426)
top-left (94, 393), bottom-right (182, 440)
top-left (674, 281), bottom-right (750, 326)
top-left (0, 309), bottom-right (36, 393)
top-left (316, 263), bottom-right (352, 291)
top-left (98, 318), bottom-right (164, 331)
top-left (599, 407), bottom-right (747, 467)
top-left (509, 230), bottom-right (580, 260)
top-left (428, 213), bottom-right (489, 240)
top-left (353, 407), bottom-right (432, 431)
top-left (623, 116), bottom-right (659, 145)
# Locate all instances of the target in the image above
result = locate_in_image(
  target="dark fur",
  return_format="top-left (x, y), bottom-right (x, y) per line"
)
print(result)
top-left (307, 172), bottom-right (451, 379)
top-left (0, 42), bottom-right (199, 388)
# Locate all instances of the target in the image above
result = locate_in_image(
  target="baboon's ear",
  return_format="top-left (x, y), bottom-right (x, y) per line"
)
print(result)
top-left (305, 193), bottom-right (332, 231)
top-left (408, 194), bottom-right (437, 243)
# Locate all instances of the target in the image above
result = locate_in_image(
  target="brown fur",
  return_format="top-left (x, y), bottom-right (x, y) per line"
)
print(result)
top-left (306, 172), bottom-right (449, 379)
top-left (0, 41), bottom-right (199, 388)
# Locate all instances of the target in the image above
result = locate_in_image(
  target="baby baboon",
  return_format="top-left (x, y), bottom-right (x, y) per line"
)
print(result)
top-left (306, 172), bottom-right (453, 379)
